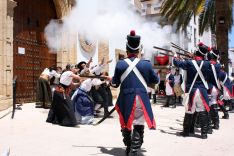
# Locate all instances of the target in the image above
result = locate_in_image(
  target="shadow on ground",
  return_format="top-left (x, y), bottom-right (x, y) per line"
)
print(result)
top-left (72, 145), bottom-right (146, 156)
top-left (159, 128), bottom-right (203, 139)
top-left (98, 146), bottom-right (146, 156)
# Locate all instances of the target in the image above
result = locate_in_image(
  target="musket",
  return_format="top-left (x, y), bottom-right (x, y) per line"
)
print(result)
top-left (80, 75), bottom-right (106, 79)
top-left (159, 52), bottom-right (174, 57)
top-left (153, 46), bottom-right (190, 57)
top-left (171, 42), bottom-right (182, 49)
top-left (153, 46), bottom-right (172, 53)
top-left (159, 52), bottom-right (190, 60)
top-left (171, 45), bottom-right (191, 54)
top-left (93, 107), bottom-right (115, 126)
top-left (171, 42), bottom-right (191, 54)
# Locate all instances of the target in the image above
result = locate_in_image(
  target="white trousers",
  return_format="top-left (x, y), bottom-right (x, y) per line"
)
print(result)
top-left (187, 89), bottom-right (206, 113)
top-left (223, 86), bottom-right (232, 100)
top-left (209, 86), bottom-right (219, 105)
top-left (133, 96), bottom-right (145, 126)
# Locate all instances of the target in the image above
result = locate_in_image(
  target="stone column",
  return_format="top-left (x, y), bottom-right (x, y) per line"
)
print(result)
top-left (98, 41), bottom-right (109, 72)
top-left (56, 31), bottom-right (77, 69)
top-left (0, 0), bottom-right (17, 111)
top-left (53, 2), bottom-right (78, 69)
top-left (0, 0), bottom-right (5, 98)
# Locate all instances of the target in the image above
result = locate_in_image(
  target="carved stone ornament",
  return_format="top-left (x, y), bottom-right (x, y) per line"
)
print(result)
top-left (7, 0), bottom-right (17, 17)
top-left (79, 35), bottom-right (96, 53)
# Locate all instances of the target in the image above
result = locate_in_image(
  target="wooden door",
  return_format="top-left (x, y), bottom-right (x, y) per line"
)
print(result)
top-left (13, 0), bottom-right (57, 103)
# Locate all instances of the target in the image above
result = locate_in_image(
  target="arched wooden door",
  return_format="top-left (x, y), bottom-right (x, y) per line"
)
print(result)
top-left (13, 0), bottom-right (57, 103)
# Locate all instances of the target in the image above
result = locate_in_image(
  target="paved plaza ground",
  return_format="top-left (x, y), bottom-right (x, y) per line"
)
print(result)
top-left (0, 102), bottom-right (234, 156)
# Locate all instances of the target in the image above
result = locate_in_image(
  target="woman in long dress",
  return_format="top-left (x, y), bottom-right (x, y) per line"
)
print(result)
top-left (46, 66), bottom-right (81, 127)
top-left (72, 59), bottom-right (112, 124)
top-left (72, 79), bottom-right (95, 124)
top-left (36, 66), bottom-right (60, 108)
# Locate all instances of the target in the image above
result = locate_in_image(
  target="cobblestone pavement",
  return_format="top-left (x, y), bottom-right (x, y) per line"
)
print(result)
top-left (0, 102), bottom-right (234, 156)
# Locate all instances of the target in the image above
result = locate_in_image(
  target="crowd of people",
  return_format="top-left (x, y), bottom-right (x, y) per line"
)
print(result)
top-left (36, 57), bottom-right (113, 127)
top-left (148, 67), bottom-right (184, 108)
top-left (173, 42), bottom-right (234, 140)
top-left (35, 30), bottom-right (234, 156)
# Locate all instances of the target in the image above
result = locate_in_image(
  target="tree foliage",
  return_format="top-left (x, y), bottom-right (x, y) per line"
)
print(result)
top-left (160, 0), bottom-right (233, 35)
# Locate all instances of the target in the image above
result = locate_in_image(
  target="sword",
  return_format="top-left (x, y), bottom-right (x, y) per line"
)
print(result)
top-left (93, 107), bottom-right (115, 126)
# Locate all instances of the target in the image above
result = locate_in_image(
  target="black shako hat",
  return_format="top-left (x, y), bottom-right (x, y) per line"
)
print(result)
top-left (126, 30), bottom-right (141, 53)
top-left (195, 42), bottom-right (209, 56)
top-left (211, 48), bottom-right (220, 58)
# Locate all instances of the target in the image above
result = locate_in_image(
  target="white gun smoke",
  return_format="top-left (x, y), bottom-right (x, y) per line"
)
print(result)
top-left (44, 0), bottom-right (176, 59)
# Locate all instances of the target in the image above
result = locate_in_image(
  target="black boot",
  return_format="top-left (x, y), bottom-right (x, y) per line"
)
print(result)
top-left (179, 113), bottom-right (193, 137)
top-left (220, 105), bottom-right (229, 119)
top-left (129, 125), bottom-right (144, 156)
top-left (133, 125), bottom-right (144, 147)
top-left (194, 112), bottom-right (201, 128)
top-left (152, 94), bottom-right (156, 104)
top-left (148, 92), bottom-right (152, 99)
top-left (199, 111), bottom-right (209, 139)
top-left (170, 96), bottom-right (176, 108)
top-left (162, 96), bottom-right (170, 107)
top-left (210, 104), bottom-right (220, 130)
top-left (229, 99), bottom-right (234, 111)
top-left (178, 96), bottom-right (182, 105)
top-left (190, 112), bottom-right (198, 134)
top-left (207, 112), bottom-right (213, 134)
top-left (121, 128), bottom-right (132, 156)
top-left (172, 96), bottom-right (176, 108)
top-left (104, 108), bottom-right (110, 118)
top-left (174, 95), bottom-right (177, 103)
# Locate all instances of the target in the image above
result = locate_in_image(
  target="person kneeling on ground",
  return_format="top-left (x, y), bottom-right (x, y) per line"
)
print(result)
top-left (46, 65), bottom-right (81, 127)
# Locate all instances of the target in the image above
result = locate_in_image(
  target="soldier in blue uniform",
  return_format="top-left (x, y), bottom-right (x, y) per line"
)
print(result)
top-left (207, 48), bottom-right (228, 126)
top-left (110, 30), bottom-right (159, 156)
top-left (162, 67), bottom-right (175, 107)
top-left (173, 43), bottom-right (211, 139)
top-left (219, 65), bottom-right (233, 116)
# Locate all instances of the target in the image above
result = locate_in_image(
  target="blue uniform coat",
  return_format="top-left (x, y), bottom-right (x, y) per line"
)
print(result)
top-left (173, 57), bottom-right (211, 112)
top-left (208, 61), bottom-right (221, 90)
top-left (112, 57), bottom-right (158, 130)
top-left (219, 69), bottom-right (233, 98)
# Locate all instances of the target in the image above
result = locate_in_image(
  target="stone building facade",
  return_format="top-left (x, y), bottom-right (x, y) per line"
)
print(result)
top-left (0, 0), bottom-right (77, 111)
top-left (0, 0), bottom-right (173, 111)
top-left (0, 0), bottom-right (17, 110)
top-left (0, 0), bottom-right (112, 111)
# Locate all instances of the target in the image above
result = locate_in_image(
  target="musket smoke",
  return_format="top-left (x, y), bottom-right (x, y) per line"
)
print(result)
top-left (45, 0), bottom-right (176, 58)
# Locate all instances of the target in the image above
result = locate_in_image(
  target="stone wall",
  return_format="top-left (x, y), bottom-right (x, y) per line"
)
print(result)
top-left (0, 0), bottom-right (16, 111)
top-left (0, 0), bottom-right (74, 111)
top-left (98, 41), bottom-right (109, 72)
top-left (0, 0), bottom-right (113, 111)
top-left (56, 32), bottom-right (77, 68)
top-left (53, 0), bottom-right (77, 68)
